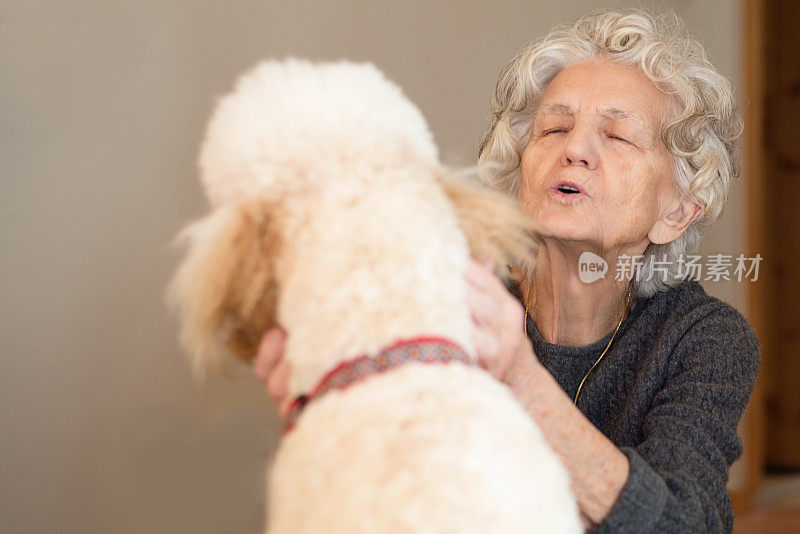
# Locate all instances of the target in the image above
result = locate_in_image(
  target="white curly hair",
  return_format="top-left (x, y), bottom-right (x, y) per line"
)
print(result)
top-left (478, 9), bottom-right (743, 297)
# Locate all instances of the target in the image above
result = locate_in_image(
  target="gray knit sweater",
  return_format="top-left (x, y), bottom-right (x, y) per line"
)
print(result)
top-left (509, 278), bottom-right (760, 533)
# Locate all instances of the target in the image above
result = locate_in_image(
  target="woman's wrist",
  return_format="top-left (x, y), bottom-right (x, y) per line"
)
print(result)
top-left (504, 339), bottom-right (544, 400)
top-left (509, 346), bottom-right (629, 525)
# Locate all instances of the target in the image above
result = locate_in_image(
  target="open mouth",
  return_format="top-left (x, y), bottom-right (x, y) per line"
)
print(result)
top-left (553, 181), bottom-right (585, 195)
top-left (557, 184), bottom-right (581, 194)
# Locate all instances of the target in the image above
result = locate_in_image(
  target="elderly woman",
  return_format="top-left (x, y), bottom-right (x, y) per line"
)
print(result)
top-left (256, 10), bottom-right (759, 533)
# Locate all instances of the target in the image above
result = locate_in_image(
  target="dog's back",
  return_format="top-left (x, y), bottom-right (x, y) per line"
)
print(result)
top-left (169, 59), bottom-right (581, 533)
top-left (270, 363), bottom-right (579, 533)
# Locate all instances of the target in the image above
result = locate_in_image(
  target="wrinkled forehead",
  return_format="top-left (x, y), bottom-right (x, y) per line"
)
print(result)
top-left (534, 102), bottom-right (652, 128)
top-left (533, 60), bottom-right (676, 132)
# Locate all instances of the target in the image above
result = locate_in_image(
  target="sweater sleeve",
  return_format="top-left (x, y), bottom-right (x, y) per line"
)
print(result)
top-left (592, 306), bottom-right (760, 534)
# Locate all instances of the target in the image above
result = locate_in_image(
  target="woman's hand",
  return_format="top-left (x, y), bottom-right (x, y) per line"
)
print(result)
top-left (467, 258), bottom-right (628, 527)
top-left (465, 258), bottom-right (541, 394)
top-left (253, 327), bottom-right (293, 418)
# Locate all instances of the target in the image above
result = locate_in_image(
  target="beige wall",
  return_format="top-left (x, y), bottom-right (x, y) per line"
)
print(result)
top-left (1, 1), bottom-right (744, 532)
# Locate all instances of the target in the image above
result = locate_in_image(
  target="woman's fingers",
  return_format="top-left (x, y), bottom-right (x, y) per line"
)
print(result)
top-left (466, 259), bottom-right (507, 325)
top-left (473, 322), bottom-right (501, 372)
top-left (278, 394), bottom-right (294, 419)
top-left (465, 258), bottom-right (497, 290)
top-left (274, 360), bottom-right (294, 418)
top-left (254, 328), bottom-right (286, 381)
top-left (465, 257), bottom-right (530, 386)
top-left (466, 278), bottom-right (497, 327)
top-left (268, 357), bottom-right (291, 401)
top-left (254, 327), bottom-right (292, 411)
top-left (466, 259), bottom-right (504, 377)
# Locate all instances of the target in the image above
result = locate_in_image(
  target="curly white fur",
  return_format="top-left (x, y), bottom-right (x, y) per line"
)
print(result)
top-left (173, 58), bottom-right (580, 533)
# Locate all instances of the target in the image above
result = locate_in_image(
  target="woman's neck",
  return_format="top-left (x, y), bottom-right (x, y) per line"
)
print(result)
top-left (522, 239), bottom-right (643, 347)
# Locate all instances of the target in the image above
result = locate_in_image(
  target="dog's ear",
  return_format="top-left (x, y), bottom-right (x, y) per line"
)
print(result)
top-left (167, 197), bottom-right (281, 376)
top-left (436, 170), bottom-right (538, 278)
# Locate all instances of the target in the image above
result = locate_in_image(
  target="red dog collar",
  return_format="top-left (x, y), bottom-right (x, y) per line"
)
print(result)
top-left (284, 337), bottom-right (473, 433)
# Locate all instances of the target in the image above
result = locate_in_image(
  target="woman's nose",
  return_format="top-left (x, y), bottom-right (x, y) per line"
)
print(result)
top-left (561, 126), bottom-right (598, 170)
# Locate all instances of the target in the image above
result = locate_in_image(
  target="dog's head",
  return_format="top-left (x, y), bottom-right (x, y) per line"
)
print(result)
top-left (197, 59), bottom-right (440, 208)
top-left (168, 59), bottom-right (537, 374)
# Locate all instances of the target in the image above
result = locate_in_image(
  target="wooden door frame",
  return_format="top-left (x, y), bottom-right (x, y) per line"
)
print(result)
top-left (730, 0), bottom-right (767, 513)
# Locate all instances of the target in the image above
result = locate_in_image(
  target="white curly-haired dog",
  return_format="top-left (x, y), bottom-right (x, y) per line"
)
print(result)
top-left (169, 59), bottom-right (580, 533)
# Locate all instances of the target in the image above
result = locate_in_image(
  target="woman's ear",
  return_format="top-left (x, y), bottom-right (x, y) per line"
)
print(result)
top-left (648, 194), bottom-right (702, 245)
top-left (167, 197), bottom-right (282, 376)
top-left (436, 171), bottom-right (538, 276)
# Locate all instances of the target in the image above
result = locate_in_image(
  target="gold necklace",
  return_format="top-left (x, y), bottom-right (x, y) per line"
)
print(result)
top-left (524, 283), bottom-right (633, 406)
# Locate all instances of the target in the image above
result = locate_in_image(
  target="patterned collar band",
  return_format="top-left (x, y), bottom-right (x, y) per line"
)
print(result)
top-left (283, 337), bottom-right (474, 433)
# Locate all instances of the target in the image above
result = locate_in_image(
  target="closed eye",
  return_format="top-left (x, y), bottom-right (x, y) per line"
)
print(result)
top-left (544, 128), bottom-right (567, 135)
top-left (607, 133), bottom-right (630, 144)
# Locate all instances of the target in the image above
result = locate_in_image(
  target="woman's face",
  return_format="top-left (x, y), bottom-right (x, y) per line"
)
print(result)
top-left (519, 59), bottom-right (679, 252)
